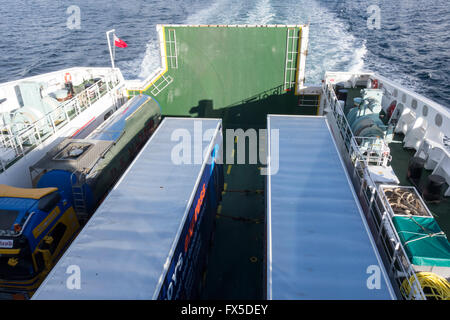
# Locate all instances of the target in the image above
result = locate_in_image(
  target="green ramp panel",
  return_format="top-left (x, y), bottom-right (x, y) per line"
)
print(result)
top-left (142, 26), bottom-right (304, 117)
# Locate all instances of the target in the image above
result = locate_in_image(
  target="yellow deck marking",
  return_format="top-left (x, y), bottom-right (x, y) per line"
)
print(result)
top-left (316, 94), bottom-right (321, 116)
top-left (217, 205), bottom-right (222, 215)
top-left (222, 183), bottom-right (228, 195)
top-left (294, 27), bottom-right (303, 95)
top-left (227, 165), bottom-right (232, 175)
top-left (231, 149), bottom-right (235, 158)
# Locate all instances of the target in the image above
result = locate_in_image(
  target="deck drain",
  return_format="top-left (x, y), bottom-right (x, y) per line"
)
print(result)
top-left (250, 256), bottom-right (258, 263)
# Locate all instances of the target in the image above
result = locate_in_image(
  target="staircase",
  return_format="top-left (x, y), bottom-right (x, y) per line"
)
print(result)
top-left (283, 28), bottom-right (300, 91)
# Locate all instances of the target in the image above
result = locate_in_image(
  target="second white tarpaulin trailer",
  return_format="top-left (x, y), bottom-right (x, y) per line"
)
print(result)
top-left (266, 115), bottom-right (395, 300)
top-left (33, 117), bottom-right (223, 299)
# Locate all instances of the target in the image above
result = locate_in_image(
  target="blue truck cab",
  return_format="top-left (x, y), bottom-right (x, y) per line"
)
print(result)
top-left (0, 185), bottom-right (79, 299)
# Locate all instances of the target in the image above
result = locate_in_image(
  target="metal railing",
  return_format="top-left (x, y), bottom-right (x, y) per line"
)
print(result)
top-left (0, 71), bottom-right (122, 172)
top-left (354, 160), bottom-right (426, 300)
top-left (322, 82), bottom-right (426, 300)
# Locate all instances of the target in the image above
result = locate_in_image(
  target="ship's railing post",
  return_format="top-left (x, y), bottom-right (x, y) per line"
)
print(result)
top-left (7, 125), bottom-right (19, 156)
top-left (48, 113), bottom-right (56, 134)
top-left (367, 184), bottom-right (376, 212)
top-left (0, 128), bottom-right (6, 171)
top-left (389, 242), bottom-right (400, 275)
top-left (377, 212), bottom-right (388, 245)
top-left (63, 103), bottom-right (70, 123)
top-left (87, 89), bottom-right (92, 109)
top-left (35, 124), bottom-right (42, 145)
top-left (94, 84), bottom-right (99, 102)
top-left (16, 128), bottom-right (25, 157)
top-left (77, 96), bottom-right (82, 114)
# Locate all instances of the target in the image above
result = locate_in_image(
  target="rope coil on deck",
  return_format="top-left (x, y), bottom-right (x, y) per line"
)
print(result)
top-left (400, 272), bottom-right (450, 300)
top-left (384, 188), bottom-right (428, 216)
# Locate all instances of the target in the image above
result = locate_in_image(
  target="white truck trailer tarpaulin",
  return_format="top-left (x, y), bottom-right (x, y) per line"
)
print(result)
top-left (266, 115), bottom-right (395, 300)
top-left (33, 117), bottom-right (223, 299)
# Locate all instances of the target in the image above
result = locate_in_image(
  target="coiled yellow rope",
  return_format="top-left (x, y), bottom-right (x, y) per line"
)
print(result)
top-left (401, 272), bottom-right (450, 300)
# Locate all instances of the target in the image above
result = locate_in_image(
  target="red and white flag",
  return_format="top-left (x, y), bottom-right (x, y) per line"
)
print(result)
top-left (114, 34), bottom-right (128, 48)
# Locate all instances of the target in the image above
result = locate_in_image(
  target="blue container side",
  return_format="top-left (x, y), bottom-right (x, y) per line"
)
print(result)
top-left (36, 170), bottom-right (94, 213)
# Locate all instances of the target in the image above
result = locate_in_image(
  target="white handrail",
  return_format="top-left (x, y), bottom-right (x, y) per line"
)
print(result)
top-left (0, 71), bottom-right (122, 172)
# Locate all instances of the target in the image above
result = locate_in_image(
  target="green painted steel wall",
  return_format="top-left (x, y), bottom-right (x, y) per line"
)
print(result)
top-left (130, 26), bottom-right (317, 120)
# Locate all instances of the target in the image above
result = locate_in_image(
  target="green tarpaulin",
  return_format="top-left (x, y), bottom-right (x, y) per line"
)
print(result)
top-left (392, 216), bottom-right (450, 267)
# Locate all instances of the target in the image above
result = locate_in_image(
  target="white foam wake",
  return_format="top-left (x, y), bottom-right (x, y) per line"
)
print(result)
top-left (138, 38), bottom-right (161, 80)
top-left (185, 0), bottom-right (246, 25)
top-left (246, 0), bottom-right (275, 25)
top-left (349, 40), bottom-right (368, 73)
top-left (272, 0), bottom-right (367, 83)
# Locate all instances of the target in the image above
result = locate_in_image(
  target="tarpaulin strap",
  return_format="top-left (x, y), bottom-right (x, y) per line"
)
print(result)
top-left (398, 230), bottom-right (446, 246)
top-left (407, 216), bottom-right (438, 236)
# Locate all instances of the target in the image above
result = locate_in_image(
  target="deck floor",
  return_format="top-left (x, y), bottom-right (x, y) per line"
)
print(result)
top-left (389, 133), bottom-right (450, 237)
top-left (202, 103), bottom-right (316, 299)
top-left (344, 87), bottom-right (449, 237)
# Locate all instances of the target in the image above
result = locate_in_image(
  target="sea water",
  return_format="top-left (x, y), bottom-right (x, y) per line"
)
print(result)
top-left (0, 0), bottom-right (448, 106)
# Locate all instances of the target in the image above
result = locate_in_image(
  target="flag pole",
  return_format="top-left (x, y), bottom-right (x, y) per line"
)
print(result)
top-left (106, 29), bottom-right (116, 68)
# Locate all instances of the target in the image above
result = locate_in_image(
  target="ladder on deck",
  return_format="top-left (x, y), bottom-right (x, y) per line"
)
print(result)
top-left (71, 171), bottom-right (88, 220)
top-left (166, 29), bottom-right (178, 69)
top-left (284, 28), bottom-right (300, 91)
top-left (151, 74), bottom-right (174, 96)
